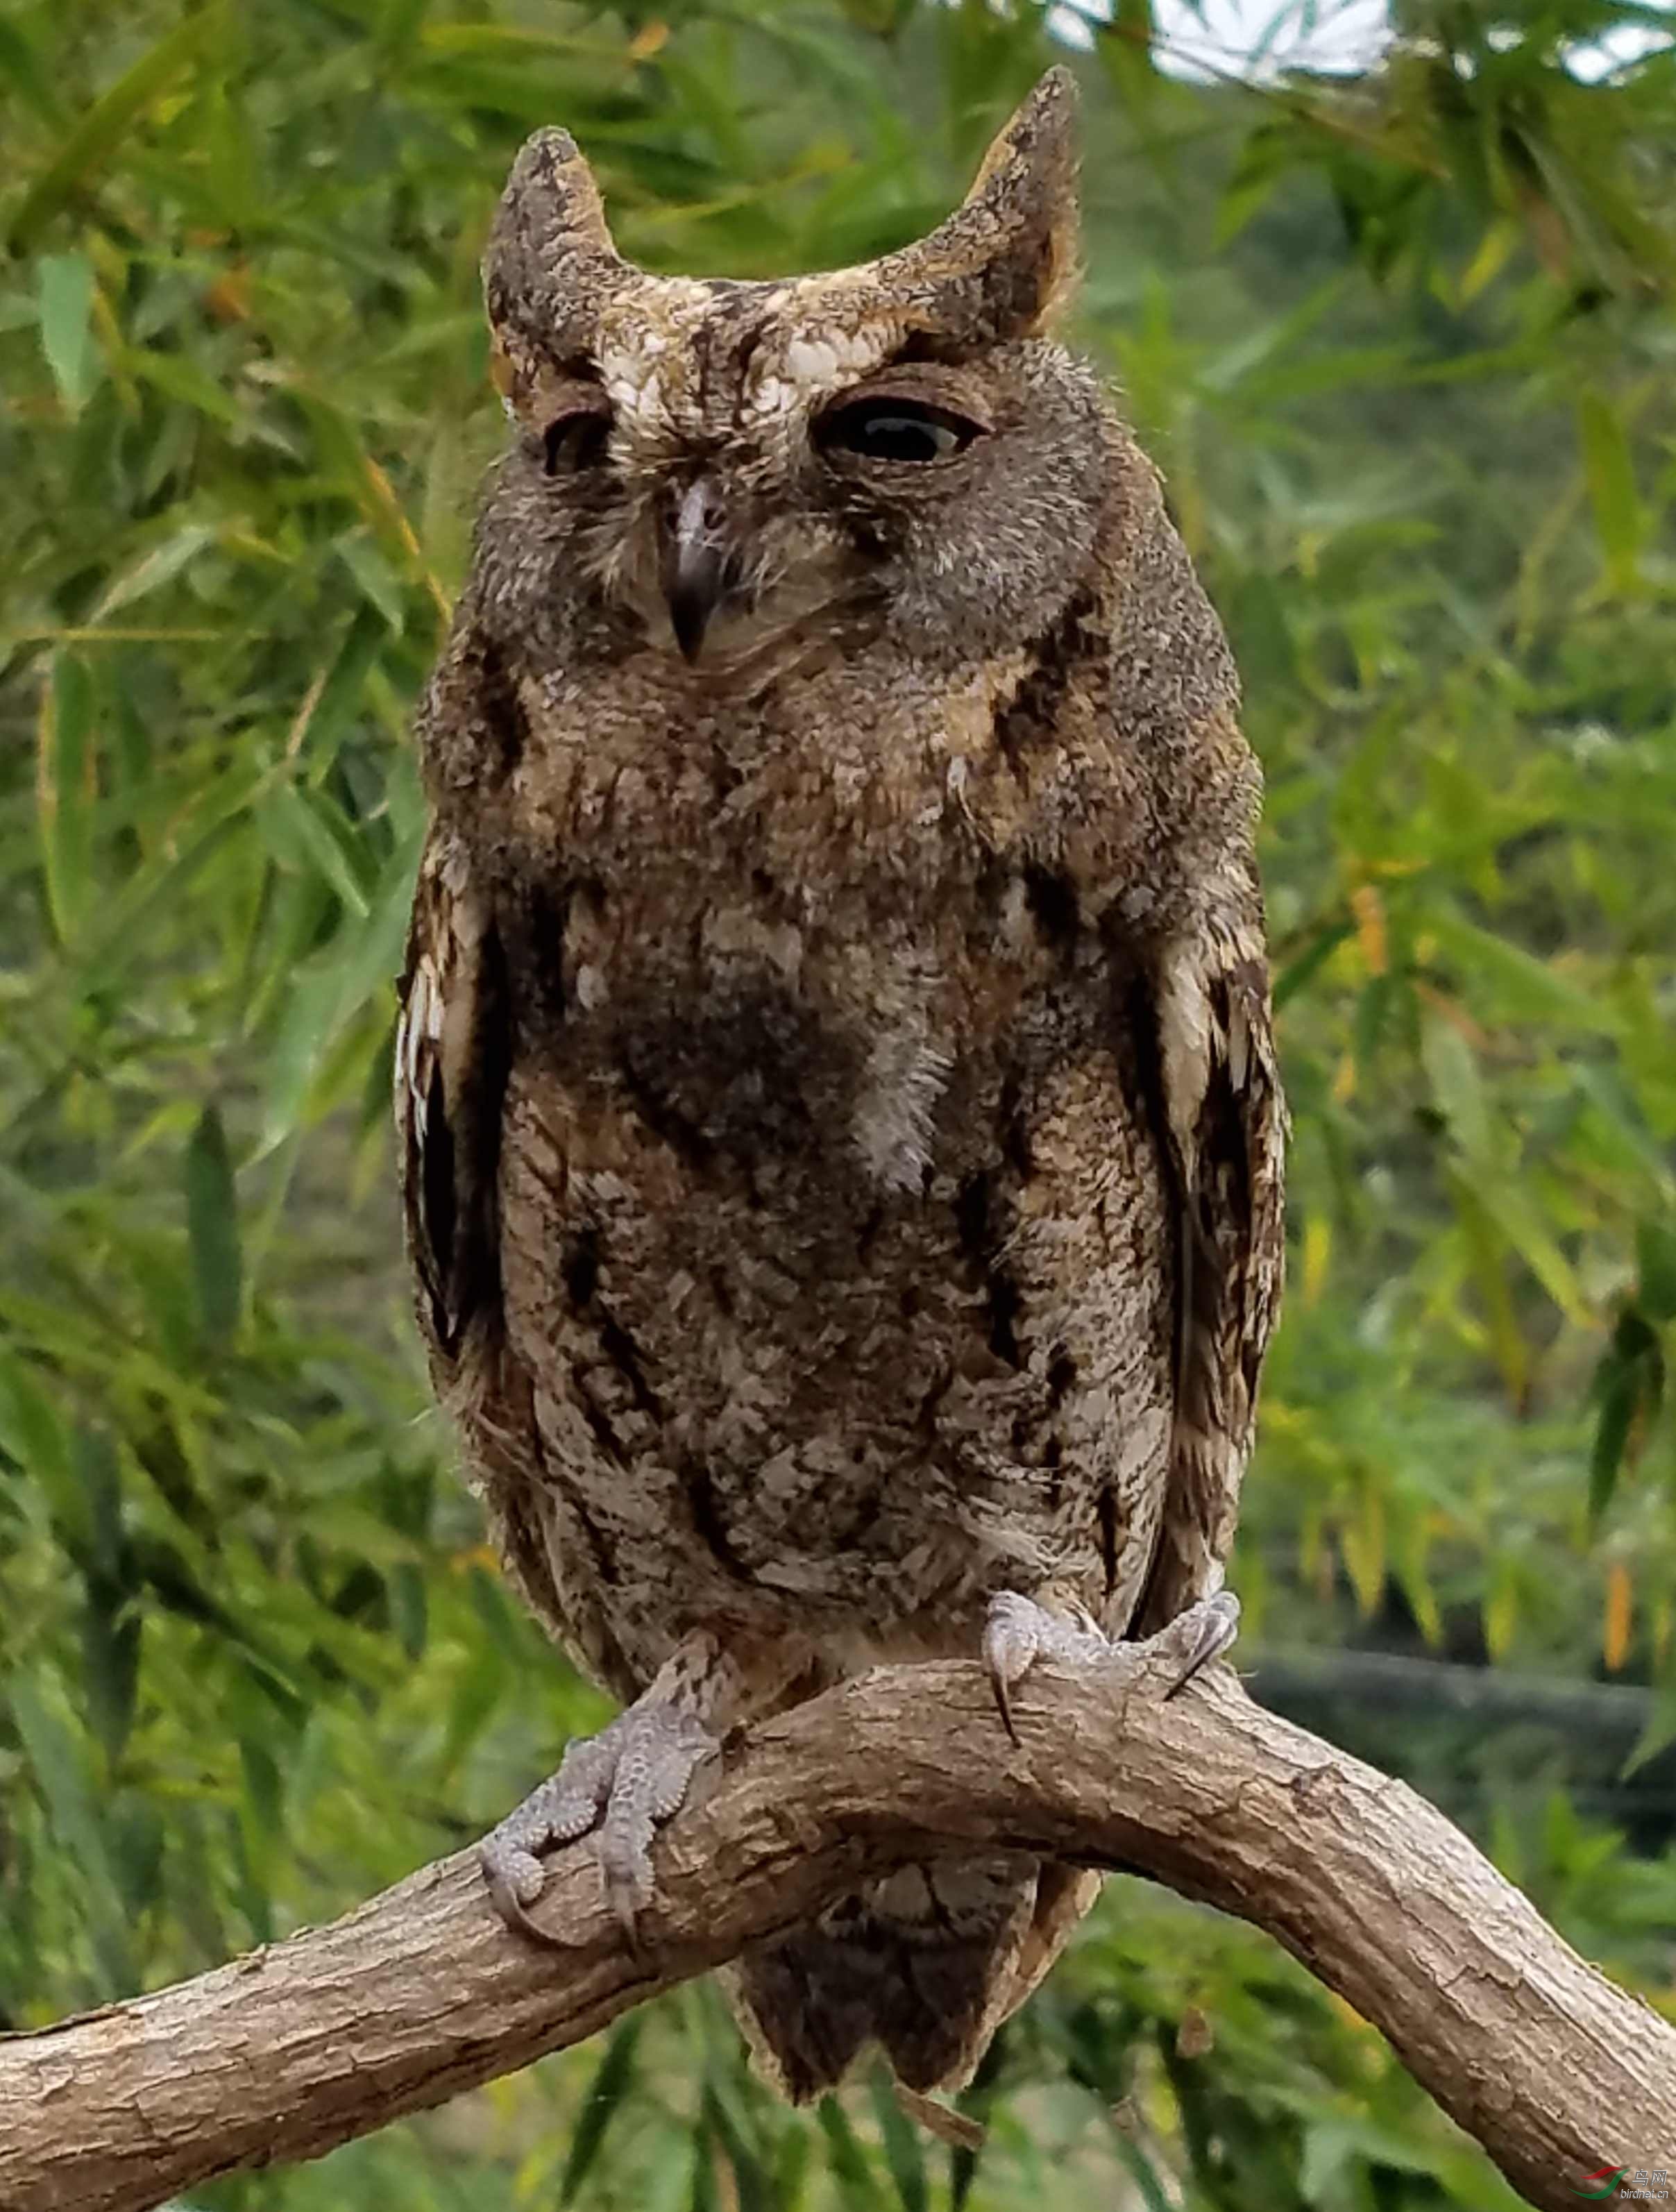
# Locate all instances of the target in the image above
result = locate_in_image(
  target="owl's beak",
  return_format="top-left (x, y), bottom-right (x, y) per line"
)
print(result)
top-left (663, 480), bottom-right (728, 661)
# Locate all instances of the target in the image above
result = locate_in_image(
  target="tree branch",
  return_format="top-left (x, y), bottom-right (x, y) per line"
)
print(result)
top-left (2, 1650), bottom-right (1672, 2211)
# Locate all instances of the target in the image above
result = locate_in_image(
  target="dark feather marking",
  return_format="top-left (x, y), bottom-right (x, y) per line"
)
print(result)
top-left (1121, 944), bottom-right (1285, 1640)
top-left (1022, 863), bottom-right (1080, 954)
top-left (916, 1363), bottom-right (954, 1431)
top-left (412, 915), bottom-right (510, 1357)
top-left (955, 1171), bottom-right (1024, 1369)
top-left (598, 1312), bottom-right (663, 1419)
top-left (999, 1067), bottom-right (1035, 1178)
top-left (986, 1274), bottom-right (1022, 1367)
top-left (618, 1055), bottom-right (716, 1172)
top-left (991, 589), bottom-right (1100, 772)
top-left (505, 875), bottom-right (573, 1029)
top-left (562, 1227), bottom-right (600, 1307)
top-left (1097, 1486), bottom-right (1119, 1598)
top-left (954, 1171), bottom-right (992, 1259)
top-left (682, 1458), bottom-right (752, 1582)
top-left (420, 1064), bottom-right (457, 1316)
top-left (577, 1390), bottom-right (628, 1471)
top-left (475, 639), bottom-right (532, 781)
top-left (1113, 965), bottom-right (1192, 1641)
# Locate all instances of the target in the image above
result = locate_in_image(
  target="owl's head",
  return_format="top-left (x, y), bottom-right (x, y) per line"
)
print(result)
top-left (475, 69), bottom-right (1112, 674)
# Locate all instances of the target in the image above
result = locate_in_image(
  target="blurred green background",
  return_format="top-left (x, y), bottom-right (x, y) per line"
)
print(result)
top-left (3, 0), bottom-right (1675, 2203)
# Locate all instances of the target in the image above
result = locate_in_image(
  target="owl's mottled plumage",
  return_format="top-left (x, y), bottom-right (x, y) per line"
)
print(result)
top-left (397, 70), bottom-right (1285, 2102)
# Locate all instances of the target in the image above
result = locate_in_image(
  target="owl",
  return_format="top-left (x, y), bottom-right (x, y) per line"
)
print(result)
top-left (396, 67), bottom-right (1285, 2102)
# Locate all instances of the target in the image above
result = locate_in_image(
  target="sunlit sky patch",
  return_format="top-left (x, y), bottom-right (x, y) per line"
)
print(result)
top-left (1044, 0), bottom-right (1674, 83)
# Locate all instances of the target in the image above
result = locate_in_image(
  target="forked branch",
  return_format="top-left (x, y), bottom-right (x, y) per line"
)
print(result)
top-left (1, 1651), bottom-right (1672, 2211)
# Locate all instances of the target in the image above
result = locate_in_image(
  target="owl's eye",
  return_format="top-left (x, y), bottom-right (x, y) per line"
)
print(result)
top-left (542, 406), bottom-right (611, 475)
top-left (817, 398), bottom-right (983, 466)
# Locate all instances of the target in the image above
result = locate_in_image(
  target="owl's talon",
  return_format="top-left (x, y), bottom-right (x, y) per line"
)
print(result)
top-left (1157, 1589), bottom-right (1241, 1698)
top-left (983, 1590), bottom-right (1108, 1740)
top-left (482, 1848), bottom-right (569, 1948)
top-left (480, 1689), bottom-right (721, 1944)
top-left (983, 1592), bottom-right (1035, 1740)
top-left (983, 1587), bottom-right (1241, 1738)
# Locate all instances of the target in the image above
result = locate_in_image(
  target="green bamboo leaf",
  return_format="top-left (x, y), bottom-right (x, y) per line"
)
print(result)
top-left (0, 1353), bottom-right (76, 1525)
top-left (37, 251), bottom-right (98, 413)
top-left (1577, 390), bottom-right (1645, 587)
top-left (1110, 2129), bottom-right (1177, 2212)
top-left (337, 534), bottom-right (406, 631)
top-left (1421, 1012), bottom-right (1491, 1163)
top-left (78, 1427), bottom-right (142, 1762)
top-left (1428, 912), bottom-right (1615, 1033)
top-left (91, 524), bottom-right (217, 622)
top-left (257, 785), bottom-right (372, 917)
top-left (1272, 919), bottom-right (1352, 1011)
top-left (388, 1562), bottom-right (427, 1661)
top-left (1589, 1309), bottom-right (1663, 1523)
top-left (700, 2077), bottom-right (774, 2212)
top-left (0, 17), bottom-right (63, 124)
top-left (124, 345), bottom-right (243, 426)
top-left (1636, 1222), bottom-right (1676, 1325)
top-left (8, 6), bottom-right (228, 251)
top-left (35, 652), bottom-right (96, 948)
top-left (816, 2096), bottom-right (881, 2209)
top-left (1589, 1346), bottom-right (1638, 1523)
top-left (184, 1103), bottom-right (243, 1345)
top-left (291, 607), bottom-right (387, 778)
top-left (9, 1678), bottom-right (110, 1880)
top-left (8, 1675), bottom-right (136, 1990)
top-left (1473, 1175), bottom-right (1591, 1328)
top-left (559, 2017), bottom-right (645, 2206)
top-left (868, 2067), bottom-right (928, 2212)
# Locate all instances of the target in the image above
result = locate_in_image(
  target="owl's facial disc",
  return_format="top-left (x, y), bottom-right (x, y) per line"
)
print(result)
top-left (478, 71), bottom-right (1100, 668)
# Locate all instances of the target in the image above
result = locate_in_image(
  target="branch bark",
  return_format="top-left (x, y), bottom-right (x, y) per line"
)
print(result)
top-left (2, 1651), bottom-right (1672, 2212)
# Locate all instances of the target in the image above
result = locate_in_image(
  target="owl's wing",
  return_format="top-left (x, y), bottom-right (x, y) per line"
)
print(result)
top-left (393, 829), bottom-right (509, 1362)
top-left (1133, 929), bottom-right (1286, 1635)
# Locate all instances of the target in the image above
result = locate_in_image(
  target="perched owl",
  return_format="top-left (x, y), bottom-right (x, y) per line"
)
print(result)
top-left (396, 68), bottom-right (1285, 2102)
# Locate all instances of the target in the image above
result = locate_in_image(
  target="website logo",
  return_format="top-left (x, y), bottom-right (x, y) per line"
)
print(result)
top-left (1573, 2172), bottom-right (1671, 2204)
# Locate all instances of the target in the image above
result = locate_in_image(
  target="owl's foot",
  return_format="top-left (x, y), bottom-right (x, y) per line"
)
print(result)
top-left (983, 1588), bottom-right (1240, 1741)
top-left (481, 1636), bottom-right (727, 1944)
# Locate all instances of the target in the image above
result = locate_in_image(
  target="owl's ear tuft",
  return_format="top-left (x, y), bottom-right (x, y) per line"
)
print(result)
top-left (964, 69), bottom-right (1079, 246)
top-left (959, 67), bottom-right (1080, 335)
top-left (888, 68), bottom-right (1081, 346)
top-left (484, 128), bottom-right (623, 406)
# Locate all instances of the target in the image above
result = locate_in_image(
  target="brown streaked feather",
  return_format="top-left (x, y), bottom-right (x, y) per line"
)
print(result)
top-left (394, 831), bottom-right (508, 1360)
top-left (1135, 936), bottom-right (1286, 1637)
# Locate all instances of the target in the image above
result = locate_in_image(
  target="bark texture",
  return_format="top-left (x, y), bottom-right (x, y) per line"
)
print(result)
top-left (1, 1652), bottom-right (1672, 2212)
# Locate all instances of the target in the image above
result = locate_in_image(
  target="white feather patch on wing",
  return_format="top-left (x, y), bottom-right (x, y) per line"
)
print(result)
top-left (1153, 942), bottom-right (1221, 1170)
top-left (852, 1024), bottom-right (953, 1196)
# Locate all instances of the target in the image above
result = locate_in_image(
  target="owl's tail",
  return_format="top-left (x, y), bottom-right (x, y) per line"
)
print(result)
top-left (721, 1856), bottom-right (1101, 2101)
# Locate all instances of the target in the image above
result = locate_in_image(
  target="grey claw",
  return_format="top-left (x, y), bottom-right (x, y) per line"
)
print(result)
top-left (982, 1586), bottom-right (1242, 1733)
top-left (982, 1592), bottom-right (1042, 1744)
top-left (1160, 1590), bottom-right (1241, 1699)
top-left (482, 1849), bottom-right (570, 1948)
